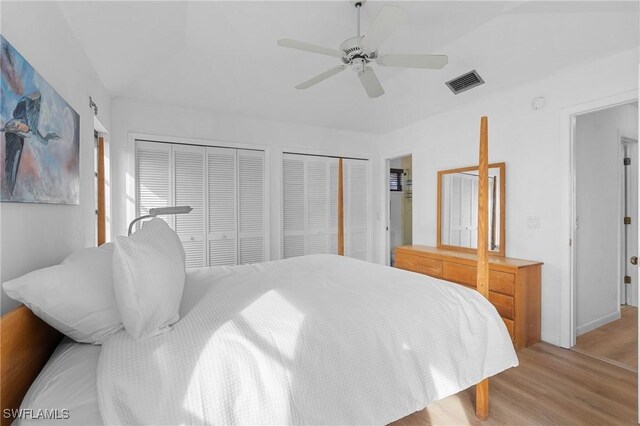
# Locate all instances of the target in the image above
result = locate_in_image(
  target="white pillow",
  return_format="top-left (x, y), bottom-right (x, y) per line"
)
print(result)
top-left (113, 218), bottom-right (186, 340)
top-left (2, 243), bottom-right (122, 344)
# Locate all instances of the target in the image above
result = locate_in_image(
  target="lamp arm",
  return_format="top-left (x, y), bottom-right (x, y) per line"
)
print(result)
top-left (128, 214), bottom-right (153, 236)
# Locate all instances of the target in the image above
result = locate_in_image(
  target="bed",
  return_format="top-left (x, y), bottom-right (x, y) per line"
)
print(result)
top-left (1, 117), bottom-right (509, 425)
top-left (14, 255), bottom-right (515, 425)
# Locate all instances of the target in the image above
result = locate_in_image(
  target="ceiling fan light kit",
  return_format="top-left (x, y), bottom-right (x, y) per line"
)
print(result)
top-left (277, 1), bottom-right (448, 98)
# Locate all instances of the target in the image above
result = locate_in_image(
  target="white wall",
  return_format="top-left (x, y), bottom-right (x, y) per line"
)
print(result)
top-left (0, 2), bottom-right (111, 314)
top-left (575, 103), bottom-right (639, 334)
top-left (375, 49), bottom-right (639, 345)
top-left (109, 99), bottom-right (379, 261)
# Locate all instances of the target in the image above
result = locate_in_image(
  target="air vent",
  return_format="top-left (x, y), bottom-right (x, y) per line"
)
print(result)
top-left (445, 70), bottom-right (485, 95)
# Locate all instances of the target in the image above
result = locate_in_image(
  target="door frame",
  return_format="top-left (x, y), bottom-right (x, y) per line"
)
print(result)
top-left (562, 90), bottom-right (638, 348)
top-left (384, 152), bottom-right (413, 266)
top-left (96, 134), bottom-right (106, 246)
top-left (621, 136), bottom-right (639, 307)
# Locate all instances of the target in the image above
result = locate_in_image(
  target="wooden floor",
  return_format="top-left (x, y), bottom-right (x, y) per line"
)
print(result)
top-left (390, 343), bottom-right (637, 425)
top-left (573, 306), bottom-right (637, 372)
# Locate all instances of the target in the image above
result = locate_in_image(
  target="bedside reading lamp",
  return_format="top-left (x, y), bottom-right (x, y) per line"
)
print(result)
top-left (128, 206), bottom-right (193, 236)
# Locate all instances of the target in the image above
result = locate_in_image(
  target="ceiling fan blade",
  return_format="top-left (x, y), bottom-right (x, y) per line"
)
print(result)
top-left (358, 66), bottom-right (385, 98)
top-left (295, 65), bottom-right (346, 90)
top-left (278, 39), bottom-right (344, 58)
top-left (377, 54), bottom-right (448, 69)
top-left (363, 5), bottom-right (407, 52)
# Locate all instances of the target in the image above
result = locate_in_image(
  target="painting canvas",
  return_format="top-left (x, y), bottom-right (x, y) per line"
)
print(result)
top-left (0, 35), bottom-right (80, 204)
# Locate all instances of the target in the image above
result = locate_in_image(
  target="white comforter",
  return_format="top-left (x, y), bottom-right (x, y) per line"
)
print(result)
top-left (98, 255), bottom-right (517, 425)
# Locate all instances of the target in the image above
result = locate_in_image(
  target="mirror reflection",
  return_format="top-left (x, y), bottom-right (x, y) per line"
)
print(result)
top-left (438, 163), bottom-right (504, 254)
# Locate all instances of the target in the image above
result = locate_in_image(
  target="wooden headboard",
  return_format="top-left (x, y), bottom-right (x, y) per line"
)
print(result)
top-left (0, 305), bottom-right (62, 426)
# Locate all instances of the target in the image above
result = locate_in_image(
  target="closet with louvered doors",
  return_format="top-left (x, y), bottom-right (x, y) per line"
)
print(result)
top-left (282, 153), bottom-right (370, 261)
top-left (135, 140), bottom-right (266, 268)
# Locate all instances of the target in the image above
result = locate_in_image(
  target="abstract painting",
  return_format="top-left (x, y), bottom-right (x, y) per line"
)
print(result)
top-left (1, 35), bottom-right (80, 204)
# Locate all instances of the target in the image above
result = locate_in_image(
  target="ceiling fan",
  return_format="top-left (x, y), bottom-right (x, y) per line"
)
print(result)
top-left (277, 0), bottom-right (448, 98)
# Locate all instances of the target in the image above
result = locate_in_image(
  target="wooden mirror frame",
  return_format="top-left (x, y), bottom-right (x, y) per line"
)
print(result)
top-left (437, 162), bottom-right (506, 257)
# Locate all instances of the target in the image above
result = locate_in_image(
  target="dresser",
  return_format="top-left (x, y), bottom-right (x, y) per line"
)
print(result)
top-left (395, 245), bottom-right (542, 350)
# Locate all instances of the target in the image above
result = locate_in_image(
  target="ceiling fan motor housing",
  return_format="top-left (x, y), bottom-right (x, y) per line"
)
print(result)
top-left (340, 36), bottom-right (376, 71)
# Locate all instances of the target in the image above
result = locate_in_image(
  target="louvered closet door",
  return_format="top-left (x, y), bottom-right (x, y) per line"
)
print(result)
top-left (207, 147), bottom-right (237, 266)
top-left (283, 154), bottom-right (306, 258)
top-left (306, 157), bottom-right (330, 254)
top-left (344, 159), bottom-right (370, 261)
top-left (306, 156), bottom-right (339, 255)
top-left (136, 141), bottom-right (172, 230)
top-left (173, 144), bottom-right (206, 268)
top-left (237, 149), bottom-right (265, 264)
top-left (328, 159), bottom-right (339, 254)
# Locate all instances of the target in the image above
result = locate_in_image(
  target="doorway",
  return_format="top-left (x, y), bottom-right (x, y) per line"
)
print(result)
top-left (387, 155), bottom-right (412, 266)
top-left (572, 101), bottom-right (638, 372)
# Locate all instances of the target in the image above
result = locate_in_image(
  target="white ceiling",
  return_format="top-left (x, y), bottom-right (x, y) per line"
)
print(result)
top-left (58, 1), bottom-right (639, 134)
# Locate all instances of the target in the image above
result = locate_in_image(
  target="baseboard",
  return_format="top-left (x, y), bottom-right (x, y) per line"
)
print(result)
top-left (576, 310), bottom-right (621, 336)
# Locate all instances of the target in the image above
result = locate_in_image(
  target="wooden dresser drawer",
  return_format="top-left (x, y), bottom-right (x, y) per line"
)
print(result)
top-left (502, 317), bottom-right (515, 340)
top-left (489, 292), bottom-right (515, 320)
top-left (441, 262), bottom-right (515, 296)
top-left (396, 254), bottom-right (443, 277)
top-left (491, 270), bottom-right (515, 296)
top-left (442, 262), bottom-right (476, 286)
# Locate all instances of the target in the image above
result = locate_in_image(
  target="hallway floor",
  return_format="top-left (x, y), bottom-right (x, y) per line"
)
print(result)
top-left (573, 305), bottom-right (637, 372)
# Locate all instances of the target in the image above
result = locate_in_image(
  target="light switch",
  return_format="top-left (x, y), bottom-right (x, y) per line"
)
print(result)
top-left (526, 216), bottom-right (540, 229)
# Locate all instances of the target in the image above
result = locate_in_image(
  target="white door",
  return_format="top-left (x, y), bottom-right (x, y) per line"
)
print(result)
top-left (306, 156), bottom-right (330, 254)
top-left (283, 154), bottom-right (306, 258)
top-left (173, 144), bottom-right (206, 268)
top-left (237, 149), bottom-right (266, 264)
top-left (328, 159), bottom-right (339, 255)
top-left (207, 147), bottom-right (238, 266)
top-left (135, 141), bottom-right (172, 229)
top-left (344, 158), bottom-right (370, 261)
top-left (305, 156), bottom-right (340, 255)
